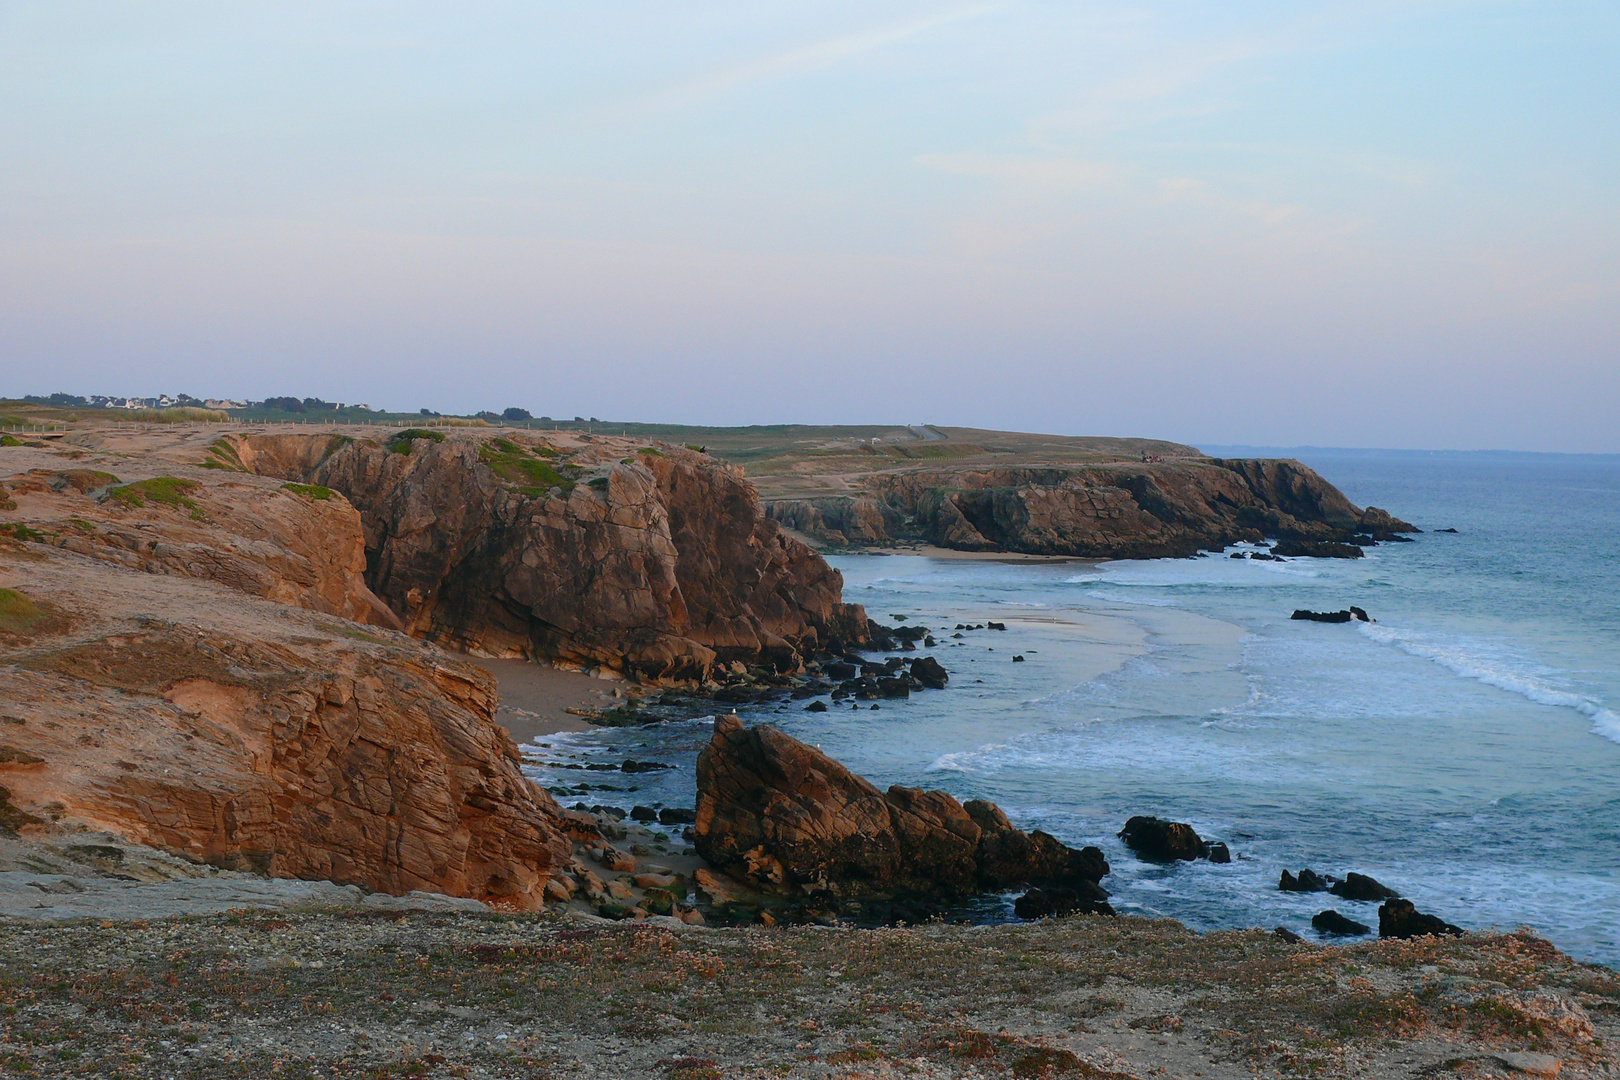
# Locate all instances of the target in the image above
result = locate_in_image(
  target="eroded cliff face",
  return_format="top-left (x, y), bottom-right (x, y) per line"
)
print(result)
top-left (230, 431), bottom-right (868, 681)
top-left (0, 535), bottom-right (581, 908)
top-left (770, 458), bottom-right (1412, 558)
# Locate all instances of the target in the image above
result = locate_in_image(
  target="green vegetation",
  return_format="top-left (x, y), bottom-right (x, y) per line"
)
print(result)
top-left (0, 589), bottom-right (51, 635)
top-left (4, 524), bottom-right (47, 542)
top-left (0, 435), bottom-right (21, 447)
top-left (106, 477), bottom-right (202, 517)
top-left (638, 446), bottom-right (665, 457)
top-left (478, 439), bottom-right (578, 496)
top-left (121, 407), bottom-right (228, 423)
top-left (281, 483), bottom-right (335, 501)
top-left (389, 429), bottom-right (447, 453)
top-left (587, 476), bottom-right (610, 491)
top-left (202, 439), bottom-right (246, 472)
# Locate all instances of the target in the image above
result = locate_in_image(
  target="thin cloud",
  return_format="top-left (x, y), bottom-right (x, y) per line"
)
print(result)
top-left (600, 4), bottom-right (1004, 121)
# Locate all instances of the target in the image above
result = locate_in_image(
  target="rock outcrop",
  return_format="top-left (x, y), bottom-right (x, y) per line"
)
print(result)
top-left (1118, 816), bottom-right (1229, 863)
top-left (767, 458), bottom-right (1416, 558)
top-left (231, 432), bottom-right (868, 681)
top-left (0, 549), bottom-right (582, 909)
top-left (1380, 899), bottom-right (1463, 939)
top-left (693, 716), bottom-right (1108, 899)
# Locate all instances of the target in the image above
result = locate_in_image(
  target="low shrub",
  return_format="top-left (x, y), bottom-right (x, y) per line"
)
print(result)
top-left (389, 429), bottom-right (447, 453)
top-left (106, 477), bottom-right (201, 515)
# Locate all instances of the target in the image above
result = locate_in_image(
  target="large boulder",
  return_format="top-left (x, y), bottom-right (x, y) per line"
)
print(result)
top-left (1379, 899), bottom-right (1463, 939)
top-left (693, 716), bottom-right (1107, 899)
top-left (1331, 872), bottom-right (1399, 901)
top-left (1118, 816), bottom-right (1224, 863)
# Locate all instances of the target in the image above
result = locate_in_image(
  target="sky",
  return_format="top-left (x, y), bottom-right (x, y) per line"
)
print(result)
top-left (2, 2), bottom-right (1616, 452)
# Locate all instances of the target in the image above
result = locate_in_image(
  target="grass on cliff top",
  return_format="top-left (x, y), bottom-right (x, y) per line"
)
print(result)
top-left (389, 428), bottom-right (447, 453)
top-left (479, 438), bottom-right (578, 496)
top-left (280, 483), bottom-right (335, 501)
top-left (105, 477), bottom-right (202, 518)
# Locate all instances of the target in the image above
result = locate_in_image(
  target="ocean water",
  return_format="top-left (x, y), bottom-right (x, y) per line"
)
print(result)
top-left (523, 450), bottom-right (1620, 967)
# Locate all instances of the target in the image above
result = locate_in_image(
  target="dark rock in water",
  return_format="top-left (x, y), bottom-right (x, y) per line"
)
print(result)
top-left (694, 715), bottom-right (1110, 899)
top-left (924, 636), bottom-right (937, 647)
top-left (1313, 909), bottom-right (1371, 936)
top-left (1291, 608), bottom-right (1372, 623)
top-left (1379, 899), bottom-right (1462, 939)
top-left (875, 676), bottom-right (910, 699)
top-left (1436, 527), bottom-right (1459, 534)
top-left (824, 660), bottom-right (858, 679)
top-left (1280, 868), bottom-right (1331, 893)
top-left (1273, 926), bottom-right (1304, 944)
top-left (1292, 608), bottom-right (1352, 623)
top-left (1359, 506), bottom-right (1419, 538)
top-left (893, 625), bottom-right (929, 642)
top-left (1013, 886), bottom-right (1116, 920)
top-left (1012, 655), bottom-right (1026, 663)
top-left (987, 621), bottom-right (1007, 631)
top-left (1330, 872), bottom-right (1398, 901)
top-left (622, 759), bottom-right (674, 773)
top-left (1229, 552), bottom-right (1246, 559)
top-left (909, 655), bottom-right (949, 689)
top-left (1272, 540), bottom-right (1364, 559)
top-left (804, 700), bottom-right (829, 712)
top-left (1119, 816), bottom-right (1207, 862)
top-left (630, 805), bottom-right (657, 822)
top-left (1205, 841), bottom-right (1232, 864)
top-left (658, 807), bottom-right (696, 825)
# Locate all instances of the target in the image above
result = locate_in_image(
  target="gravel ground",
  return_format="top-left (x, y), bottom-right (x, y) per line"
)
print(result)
top-left (2, 908), bottom-right (1616, 1079)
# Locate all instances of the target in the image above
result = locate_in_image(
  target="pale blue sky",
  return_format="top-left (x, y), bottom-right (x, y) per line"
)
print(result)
top-left (3, 2), bottom-right (1616, 450)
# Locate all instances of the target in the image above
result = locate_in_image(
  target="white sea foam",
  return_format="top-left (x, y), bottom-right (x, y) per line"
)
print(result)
top-left (1359, 622), bottom-right (1620, 746)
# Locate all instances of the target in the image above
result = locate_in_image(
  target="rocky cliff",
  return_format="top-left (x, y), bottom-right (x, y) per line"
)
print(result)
top-left (230, 431), bottom-right (868, 681)
top-left (768, 457), bottom-right (1414, 558)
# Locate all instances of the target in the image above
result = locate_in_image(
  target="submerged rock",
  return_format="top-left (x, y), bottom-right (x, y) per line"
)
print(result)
top-left (1272, 540), bottom-right (1364, 559)
top-left (1291, 607), bottom-right (1372, 623)
top-left (1379, 899), bottom-right (1463, 939)
top-left (693, 716), bottom-right (1108, 900)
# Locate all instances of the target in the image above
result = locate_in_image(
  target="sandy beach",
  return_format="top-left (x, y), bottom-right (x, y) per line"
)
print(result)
top-left (468, 657), bottom-right (619, 742)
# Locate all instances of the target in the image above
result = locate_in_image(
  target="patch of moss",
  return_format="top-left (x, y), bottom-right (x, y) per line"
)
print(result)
top-left (106, 477), bottom-right (201, 513)
top-left (389, 429), bottom-right (447, 453)
top-left (66, 518), bottom-right (94, 533)
top-left (587, 476), bottom-right (610, 491)
top-left (4, 523), bottom-right (47, 542)
top-left (203, 440), bottom-right (245, 471)
top-left (0, 435), bottom-right (22, 447)
top-left (638, 447), bottom-right (665, 457)
top-left (479, 440), bottom-right (578, 495)
top-left (281, 483), bottom-right (335, 501)
top-left (0, 588), bottom-right (54, 636)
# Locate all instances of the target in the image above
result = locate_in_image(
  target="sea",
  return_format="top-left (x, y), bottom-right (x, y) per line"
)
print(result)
top-left (521, 449), bottom-right (1620, 968)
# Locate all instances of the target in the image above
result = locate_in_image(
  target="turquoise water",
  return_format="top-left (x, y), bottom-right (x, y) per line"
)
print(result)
top-left (525, 451), bottom-right (1620, 966)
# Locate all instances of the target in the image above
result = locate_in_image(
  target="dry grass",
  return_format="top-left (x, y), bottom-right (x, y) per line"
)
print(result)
top-left (0, 912), bottom-right (1610, 1078)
